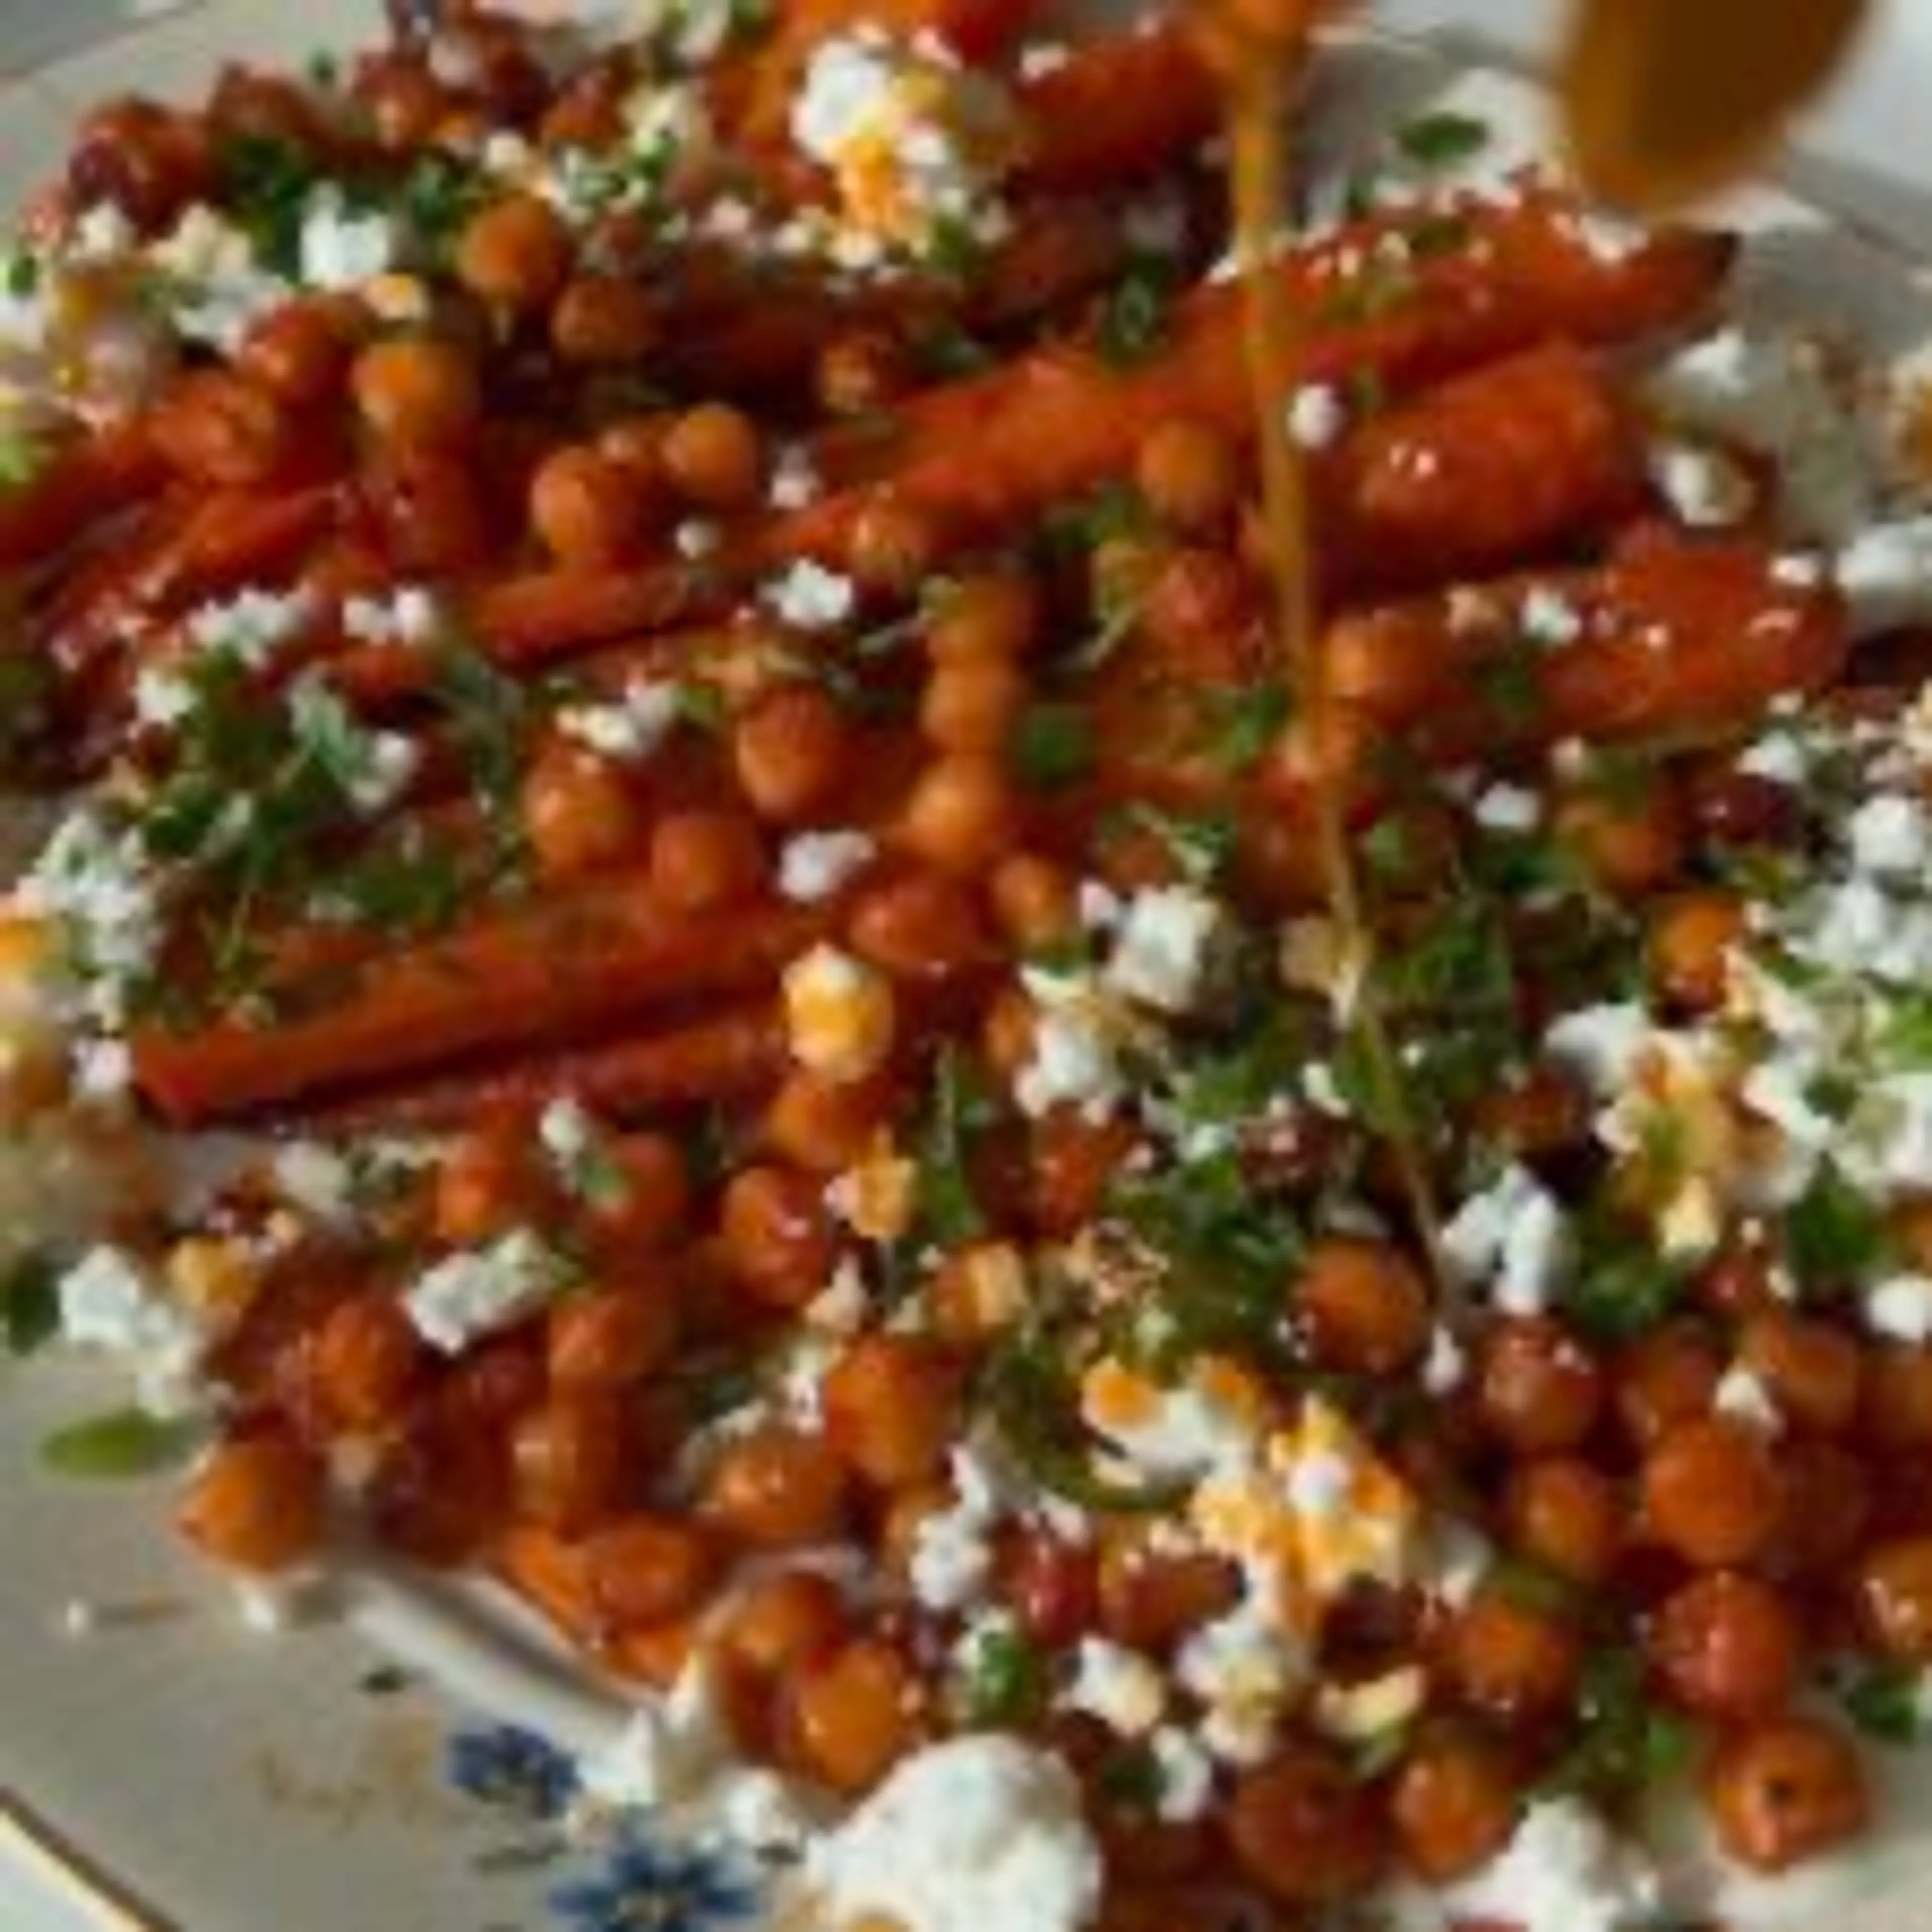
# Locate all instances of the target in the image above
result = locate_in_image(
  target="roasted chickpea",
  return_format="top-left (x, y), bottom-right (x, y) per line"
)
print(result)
top-left (1447, 1589), bottom-right (1582, 1721)
top-left (720, 1165), bottom-right (838, 1311)
top-left (1229, 1742), bottom-right (1388, 1905)
top-left (1098, 1540), bottom-right (1242, 1652)
top-left (179, 1430), bottom-right (327, 1572)
top-left (989, 851), bottom-right (1077, 951)
top-left (1688, 767), bottom-right (1801, 849)
top-left (1648, 889), bottom-right (1747, 1011)
top-left (847, 499), bottom-right (940, 598)
top-left (365, 448), bottom-right (493, 574)
top-left (847, 872), bottom-right (991, 981)
top-left (783, 1638), bottom-right (925, 1793)
top-left (661, 403), bottom-right (763, 510)
top-left (718, 1569), bottom-right (849, 1679)
top-left (456, 193), bottom-right (574, 312)
top-left (1504, 1457), bottom-right (1626, 1587)
top-left (151, 370), bottom-right (297, 487)
top-left (580, 1514), bottom-right (716, 1629)
top-left (582, 1135), bottom-right (692, 1253)
top-left (1473, 1066), bottom-right (1590, 1159)
top-left (900, 753), bottom-right (1020, 876)
top-left (733, 684), bottom-right (851, 824)
top-left (68, 97), bottom-right (211, 229)
top-left (920, 657), bottom-right (1029, 754)
top-left (1554, 773), bottom-right (1687, 897)
top-left (928, 572), bottom-right (1041, 665)
top-left (551, 273), bottom-right (658, 365)
top-left (1001, 1530), bottom-right (1101, 1649)
top-left (1738, 1311), bottom-right (1863, 1437)
top-left (434, 1122), bottom-right (550, 1245)
top-left (1642, 1416), bottom-right (1783, 1567)
top-left (1031, 1112), bottom-right (1141, 1236)
top-left (548, 1281), bottom-right (678, 1390)
top-left (352, 337), bottom-right (482, 448)
top-left (762, 1070), bottom-right (895, 1175)
top-left (1137, 418), bottom-right (1243, 534)
top-left (1650, 1571), bottom-right (1801, 1722)
top-left (1295, 1236), bottom-right (1431, 1376)
top-left (816, 330), bottom-right (909, 417)
top-left (1764, 1439), bottom-right (1874, 1579)
top-left (511, 1389), bottom-right (634, 1536)
top-left (701, 1425), bottom-right (850, 1548)
top-left (1862, 1343), bottom-right (1932, 1448)
top-left (1475, 1316), bottom-right (1605, 1454)
top-left (1696, 1240), bottom-right (1784, 1321)
top-left (821, 1334), bottom-right (961, 1490)
top-left (1390, 1729), bottom-right (1520, 1884)
top-left (1707, 1718), bottom-right (1870, 1872)
top-left (1616, 1320), bottom-right (1724, 1449)
top-left (1857, 1535), bottom-right (1932, 1663)
top-left (239, 297), bottom-right (360, 407)
top-left (529, 445), bottom-right (650, 568)
top-left (650, 808), bottom-right (768, 912)
top-left (522, 743), bottom-right (644, 881)
top-left (312, 1294), bottom-right (424, 1432)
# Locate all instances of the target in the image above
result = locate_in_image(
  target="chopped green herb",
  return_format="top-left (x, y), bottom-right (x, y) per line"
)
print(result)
top-left (1110, 802), bottom-right (1239, 886)
top-left (674, 681), bottom-right (729, 735)
top-left (433, 642), bottom-right (536, 839)
top-left (2, 1252), bottom-right (60, 1357)
top-left (1201, 682), bottom-right (1292, 774)
top-left (0, 427), bottom-right (45, 492)
top-left (1472, 638), bottom-right (1546, 732)
top-left (328, 832), bottom-right (470, 939)
top-left (1877, 990), bottom-right (1932, 1071)
top-left (1096, 257), bottom-right (1177, 367)
top-left (397, 149), bottom-right (491, 258)
top-left (927, 213), bottom-right (990, 282)
top-left (41, 1409), bottom-right (204, 1480)
top-left (1403, 212), bottom-right (1476, 259)
top-left (1839, 1661), bottom-right (1928, 1746)
top-left (305, 49), bottom-right (342, 90)
top-left (957, 1625), bottom-right (1048, 1726)
top-left (4, 250), bottom-right (38, 299)
top-left (1013, 702), bottom-right (1096, 791)
top-left (912, 1045), bottom-right (995, 1249)
top-left (1784, 1168), bottom-right (1888, 1292)
top-left (1488, 1555), bottom-right (1581, 1618)
top-left (1038, 480), bottom-right (1147, 560)
top-left (1094, 1743), bottom-right (1167, 1816)
top-left (1344, 365), bottom-right (1388, 416)
top-left (1543, 1647), bottom-right (1694, 1806)
top-left (1563, 1215), bottom-right (1691, 1343)
top-left (1395, 110), bottom-right (1491, 170)
top-left (215, 134), bottom-right (319, 278)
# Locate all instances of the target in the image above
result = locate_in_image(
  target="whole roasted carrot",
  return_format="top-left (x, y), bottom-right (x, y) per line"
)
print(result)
top-left (300, 1002), bottom-right (786, 1134)
top-left (1323, 541), bottom-right (1846, 750)
top-left (0, 418), bottom-right (166, 570)
top-left (1318, 342), bottom-right (1649, 592)
top-left (132, 878), bottom-right (823, 1123)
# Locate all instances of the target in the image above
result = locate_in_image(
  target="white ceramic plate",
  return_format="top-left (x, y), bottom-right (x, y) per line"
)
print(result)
top-left (7, 6), bottom-right (1932, 1931)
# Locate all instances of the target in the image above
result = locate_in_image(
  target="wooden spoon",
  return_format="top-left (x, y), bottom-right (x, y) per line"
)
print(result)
top-left (1559, 0), bottom-right (1875, 212)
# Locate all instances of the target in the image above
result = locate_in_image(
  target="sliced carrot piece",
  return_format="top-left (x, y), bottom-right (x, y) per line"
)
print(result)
top-left (0, 419), bottom-right (166, 570)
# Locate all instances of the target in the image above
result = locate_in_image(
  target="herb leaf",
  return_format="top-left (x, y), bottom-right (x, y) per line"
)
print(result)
top-left (1395, 110), bottom-right (1490, 170)
top-left (1013, 702), bottom-right (1096, 792)
top-left (2, 1252), bottom-right (60, 1357)
top-left (41, 1409), bottom-right (203, 1480)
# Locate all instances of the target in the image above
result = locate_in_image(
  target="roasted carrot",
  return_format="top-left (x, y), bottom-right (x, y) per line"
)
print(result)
top-left (1323, 541), bottom-right (1846, 750)
top-left (0, 419), bottom-right (166, 570)
top-left (1012, 24), bottom-right (1220, 193)
top-left (494, 1527), bottom-right (690, 1685)
top-left (783, 195), bottom-right (1733, 554)
top-left (1318, 343), bottom-right (1649, 592)
top-left (131, 881), bottom-right (821, 1123)
top-left (301, 1002), bottom-right (786, 1133)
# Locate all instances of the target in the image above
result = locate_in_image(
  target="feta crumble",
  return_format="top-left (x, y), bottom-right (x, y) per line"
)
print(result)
top-left (403, 1231), bottom-right (568, 1354)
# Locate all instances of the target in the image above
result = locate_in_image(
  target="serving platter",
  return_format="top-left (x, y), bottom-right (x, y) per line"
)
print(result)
top-left (7, 4), bottom-right (1932, 1931)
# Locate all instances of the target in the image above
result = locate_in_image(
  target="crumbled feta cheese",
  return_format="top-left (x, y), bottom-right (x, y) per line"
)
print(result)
top-left (1837, 517), bottom-right (1932, 639)
top-left (1422, 1325), bottom-right (1467, 1394)
top-left (15, 809), bottom-right (164, 1025)
top-left (1176, 1597), bottom-right (1304, 1766)
top-left (1712, 1362), bottom-right (1783, 1434)
top-left (148, 204), bottom-right (286, 351)
top-left (1017, 40), bottom-right (1072, 78)
top-left (1147, 1725), bottom-right (1215, 1823)
top-left (783, 944), bottom-right (896, 1082)
top-left (768, 445), bottom-right (821, 510)
top-left (779, 829), bottom-right (876, 903)
top-left (1544, 1003), bottom-right (1652, 1096)
top-left (342, 585), bottom-right (442, 647)
top-left (1472, 782), bottom-right (1542, 833)
top-left (1849, 792), bottom-right (1932, 877)
top-left (805, 1736), bottom-right (1102, 1932)
top-left (556, 679), bottom-right (681, 764)
top-left (1443, 1799), bottom-right (1663, 1932)
top-left (299, 190), bottom-right (399, 290)
top-left (1440, 1164), bottom-right (1572, 1315)
top-left (1081, 1357), bottom-right (1261, 1481)
top-left (1869, 1273), bottom-right (1932, 1343)
top-left (1647, 437), bottom-right (1753, 529)
top-left (57, 1245), bottom-right (207, 1415)
top-left (909, 1443), bottom-right (1008, 1612)
top-left (1064, 1637), bottom-right (1167, 1737)
top-left (1286, 383), bottom-right (1346, 451)
top-left (1014, 971), bottom-right (1128, 1121)
top-left (71, 1037), bottom-right (131, 1104)
top-left (185, 586), bottom-right (315, 668)
top-left (675, 518), bottom-right (720, 559)
top-left (765, 559), bottom-right (858, 630)
top-left (1103, 886), bottom-right (1220, 1015)
top-left (403, 1231), bottom-right (567, 1354)
top-left (270, 1142), bottom-right (355, 1226)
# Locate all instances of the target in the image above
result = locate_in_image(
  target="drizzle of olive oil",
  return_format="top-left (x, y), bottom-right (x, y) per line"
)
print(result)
top-left (1199, 3), bottom-right (1448, 1289)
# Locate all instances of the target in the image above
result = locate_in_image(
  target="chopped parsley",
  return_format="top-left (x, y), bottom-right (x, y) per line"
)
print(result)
top-left (41, 1409), bottom-right (205, 1480)
top-left (911, 1046), bottom-right (995, 1249)
top-left (215, 133), bottom-right (320, 278)
top-left (1095, 255), bottom-right (1178, 368)
top-left (1561, 1214), bottom-right (1691, 1343)
top-left (1783, 1168), bottom-right (1889, 1293)
top-left (1013, 702), bottom-right (1096, 791)
top-left (1543, 1647), bottom-right (1694, 1806)
top-left (1394, 110), bottom-right (1491, 170)
top-left (1838, 1660), bottom-right (1929, 1746)
top-left (2, 1252), bottom-right (60, 1357)
top-left (1200, 681), bottom-right (1292, 774)
top-left (956, 1625), bottom-right (1048, 1726)
top-left (1107, 803), bottom-right (1239, 887)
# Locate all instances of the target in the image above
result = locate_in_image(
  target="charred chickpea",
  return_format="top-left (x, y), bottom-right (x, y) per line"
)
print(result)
top-left (1001, 1531), bottom-right (1100, 1649)
top-left (1856, 1535), bottom-right (1932, 1663)
top-left (150, 370), bottom-right (297, 487)
top-left (179, 1430), bottom-right (327, 1573)
top-left (434, 1122), bottom-right (551, 1245)
top-left (550, 273), bottom-right (657, 365)
top-left (822, 1335), bottom-right (961, 1491)
top-left (579, 1515), bottom-right (717, 1629)
top-left (661, 402), bottom-right (764, 510)
top-left (366, 447), bottom-right (493, 575)
top-left (510, 1389), bottom-right (635, 1537)
top-left (456, 192), bottom-right (574, 313)
top-left (718, 1569), bottom-right (849, 1680)
top-left (238, 297), bottom-right (360, 408)
top-left (701, 1425), bottom-right (850, 1548)
top-left (989, 851), bottom-right (1077, 951)
top-left (1554, 770), bottom-right (1687, 897)
top-left (1136, 418), bottom-right (1243, 535)
top-left (312, 1294), bottom-right (425, 1433)
top-left (1098, 1539), bottom-right (1242, 1652)
top-left (1031, 1112), bottom-right (1142, 1236)
top-left (1648, 888), bottom-right (1747, 1011)
top-left (1472, 1066), bottom-right (1589, 1159)
top-left (528, 445), bottom-right (651, 569)
top-left (719, 1165), bottom-right (838, 1312)
top-left (847, 499), bottom-right (940, 599)
top-left (763, 1070), bottom-right (895, 1175)
top-left (1687, 766), bottom-right (1801, 849)
top-left (816, 329), bottom-right (910, 416)
top-left (352, 336), bottom-right (482, 449)
top-left (1738, 1310), bottom-right (1863, 1436)
top-left (1504, 1457), bottom-right (1626, 1587)
top-left (1447, 1588), bottom-right (1582, 1721)
top-left (1390, 1728), bottom-right (1521, 1884)
top-left (650, 808), bottom-right (768, 913)
top-left (901, 753), bottom-right (1021, 876)
top-left (921, 656), bottom-right (1029, 755)
top-left (1765, 1439), bottom-right (1874, 1579)
top-left (582, 1135), bottom-right (692, 1252)
top-left (847, 871), bottom-right (991, 981)
top-left (1696, 1239), bottom-right (1784, 1320)
top-left (522, 742), bottom-right (644, 881)
top-left (1294, 1236), bottom-right (1431, 1376)
top-left (1649, 1571), bottom-right (1801, 1722)
top-left (68, 97), bottom-right (210, 229)
top-left (1229, 1741), bottom-right (1389, 1905)
top-left (1615, 1320), bottom-right (1724, 1449)
top-left (733, 683), bottom-right (852, 824)
top-left (548, 1280), bottom-right (678, 1390)
top-left (356, 56), bottom-right (452, 150)
top-left (927, 571), bottom-right (1041, 665)
top-left (1707, 1717), bottom-right (1871, 1872)
top-left (1861, 1343), bottom-right (1932, 1448)
top-left (1475, 1316), bottom-right (1606, 1455)
top-left (981, 984), bottom-right (1037, 1088)
top-left (1642, 1416), bottom-right (1784, 1567)
top-left (783, 1637), bottom-right (926, 1793)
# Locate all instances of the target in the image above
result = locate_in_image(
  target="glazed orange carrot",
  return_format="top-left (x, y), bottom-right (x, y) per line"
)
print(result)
top-left (1323, 541), bottom-right (1846, 749)
top-left (1318, 343), bottom-right (1649, 591)
top-left (0, 418), bottom-right (166, 570)
top-left (303, 1002), bottom-right (786, 1134)
top-left (131, 881), bottom-right (822, 1124)
top-left (494, 1527), bottom-right (690, 1685)
top-left (782, 196), bottom-right (1732, 554)
top-left (1012, 24), bottom-right (1220, 193)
